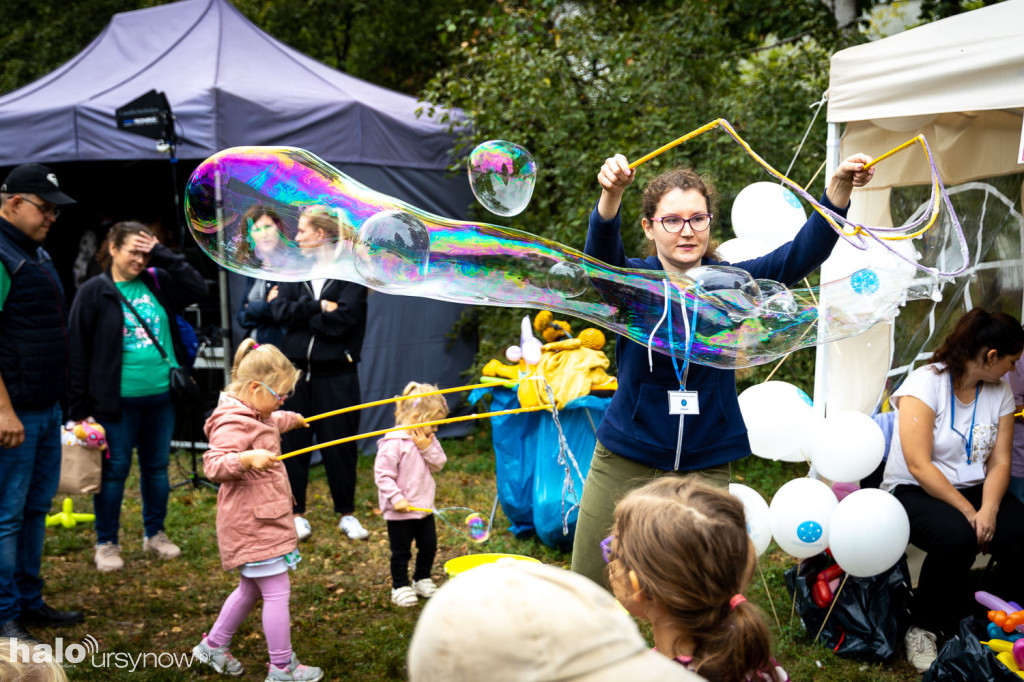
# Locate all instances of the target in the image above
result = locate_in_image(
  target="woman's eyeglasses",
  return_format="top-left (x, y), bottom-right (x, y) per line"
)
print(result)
top-left (258, 381), bottom-right (290, 403)
top-left (650, 213), bottom-right (713, 233)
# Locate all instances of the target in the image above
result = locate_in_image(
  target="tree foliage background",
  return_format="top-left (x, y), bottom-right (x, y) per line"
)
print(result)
top-left (0, 0), bottom-right (1006, 388)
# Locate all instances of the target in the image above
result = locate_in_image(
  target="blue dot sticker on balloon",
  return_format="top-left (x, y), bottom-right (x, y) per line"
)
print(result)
top-left (850, 268), bottom-right (880, 296)
top-left (782, 187), bottom-right (802, 209)
top-left (796, 520), bottom-right (823, 544)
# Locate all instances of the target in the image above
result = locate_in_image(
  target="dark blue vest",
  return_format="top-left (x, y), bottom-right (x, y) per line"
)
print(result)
top-left (0, 217), bottom-right (68, 410)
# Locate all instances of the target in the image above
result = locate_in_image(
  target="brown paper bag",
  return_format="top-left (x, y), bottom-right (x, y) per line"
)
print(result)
top-left (58, 443), bottom-right (103, 495)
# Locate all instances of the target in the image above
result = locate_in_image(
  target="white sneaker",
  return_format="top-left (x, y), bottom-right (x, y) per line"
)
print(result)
top-left (412, 578), bottom-right (438, 598)
top-left (192, 636), bottom-right (244, 676)
top-left (905, 625), bottom-right (938, 673)
top-left (143, 531), bottom-right (182, 559)
top-left (338, 515), bottom-right (368, 540)
top-left (294, 516), bottom-right (312, 542)
top-left (391, 586), bottom-right (418, 608)
top-left (94, 542), bottom-right (124, 572)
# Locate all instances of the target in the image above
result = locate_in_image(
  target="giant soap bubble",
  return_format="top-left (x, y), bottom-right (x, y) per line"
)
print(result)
top-left (184, 146), bottom-right (966, 370)
top-left (468, 140), bottom-right (537, 216)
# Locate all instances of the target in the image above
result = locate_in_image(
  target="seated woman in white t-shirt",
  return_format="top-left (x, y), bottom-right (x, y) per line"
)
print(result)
top-left (881, 308), bottom-right (1024, 669)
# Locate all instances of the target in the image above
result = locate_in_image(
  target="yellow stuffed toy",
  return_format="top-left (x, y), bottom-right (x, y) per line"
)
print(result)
top-left (483, 312), bottom-right (617, 408)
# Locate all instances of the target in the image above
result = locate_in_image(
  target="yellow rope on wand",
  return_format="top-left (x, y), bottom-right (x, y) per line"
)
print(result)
top-left (280, 404), bottom-right (550, 460)
top-left (304, 379), bottom-right (522, 423)
top-left (628, 120), bottom-right (940, 242)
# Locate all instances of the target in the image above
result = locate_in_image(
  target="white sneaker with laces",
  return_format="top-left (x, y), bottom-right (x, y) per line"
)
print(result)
top-left (192, 636), bottom-right (244, 676)
top-left (338, 515), bottom-right (368, 540)
top-left (905, 625), bottom-right (938, 673)
top-left (294, 516), bottom-right (312, 541)
top-left (391, 586), bottom-right (418, 608)
top-left (412, 578), bottom-right (438, 598)
top-left (94, 542), bottom-right (124, 572)
top-left (143, 531), bottom-right (182, 559)
top-left (264, 653), bottom-right (323, 681)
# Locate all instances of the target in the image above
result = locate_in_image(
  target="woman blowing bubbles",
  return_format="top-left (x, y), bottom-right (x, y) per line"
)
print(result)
top-left (571, 152), bottom-right (875, 587)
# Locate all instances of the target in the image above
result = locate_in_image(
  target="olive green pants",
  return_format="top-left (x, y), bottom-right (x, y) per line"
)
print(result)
top-left (570, 441), bottom-right (730, 590)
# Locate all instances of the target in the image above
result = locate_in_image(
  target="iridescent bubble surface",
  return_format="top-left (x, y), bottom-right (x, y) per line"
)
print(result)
top-left (465, 513), bottom-right (489, 543)
top-left (467, 140), bottom-right (537, 216)
top-left (184, 146), bottom-right (962, 370)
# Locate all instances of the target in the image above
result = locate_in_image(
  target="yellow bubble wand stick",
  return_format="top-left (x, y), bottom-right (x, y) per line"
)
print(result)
top-left (280, 404), bottom-right (550, 460)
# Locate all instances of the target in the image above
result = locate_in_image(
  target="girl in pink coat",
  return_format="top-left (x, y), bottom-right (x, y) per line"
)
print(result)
top-left (192, 340), bottom-right (323, 682)
top-left (374, 382), bottom-right (449, 608)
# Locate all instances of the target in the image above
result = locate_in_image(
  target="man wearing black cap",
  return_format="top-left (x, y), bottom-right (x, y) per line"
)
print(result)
top-left (0, 163), bottom-right (84, 642)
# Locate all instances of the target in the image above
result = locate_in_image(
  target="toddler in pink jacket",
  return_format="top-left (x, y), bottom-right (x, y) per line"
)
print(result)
top-left (192, 340), bottom-right (323, 682)
top-left (374, 381), bottom-right (449, 608)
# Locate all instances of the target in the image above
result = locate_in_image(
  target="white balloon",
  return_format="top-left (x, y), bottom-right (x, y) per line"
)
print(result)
top-left (729, 484), bottom-right (773, 556)
top-left (803, 411), bottom-right (885, 483)
top-left (521, 337), bottom-right (543, 366)
top-left (828, 489), bottom-right (909, 577)
top-left (738, 381), bottom-right (814, 462)
top-left (731, 183), bottom-right (807, 253)
top-left (716, 237), bottom-right (771, 263)
top-left (505, 345), bottom-right (522, 363)
top-left (769, 478), bottom-right (837, 559)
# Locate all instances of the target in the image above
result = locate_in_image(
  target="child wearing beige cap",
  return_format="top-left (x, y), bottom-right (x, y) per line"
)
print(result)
top-left (407, 559), bottom-right (705, 681)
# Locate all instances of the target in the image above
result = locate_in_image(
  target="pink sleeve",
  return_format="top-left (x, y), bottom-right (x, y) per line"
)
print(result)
top-left (421, 437), bottom-right (447, 473)
top-left (271, 411), bottom-right (304, 433)
top-left (374, 440), bottom-right (405, 503)
top-left (202, 417), bottom-right (250, 482)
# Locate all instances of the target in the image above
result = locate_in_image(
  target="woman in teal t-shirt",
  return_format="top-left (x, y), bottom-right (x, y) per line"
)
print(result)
top-left (68, 221), bottom-right (207, 572)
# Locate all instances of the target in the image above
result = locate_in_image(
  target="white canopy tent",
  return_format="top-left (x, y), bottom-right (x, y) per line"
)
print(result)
top-left (817, 0), bottom-right (1024, 414)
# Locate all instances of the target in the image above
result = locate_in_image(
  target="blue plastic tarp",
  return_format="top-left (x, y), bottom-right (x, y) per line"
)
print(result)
top-left (468, 386), bottom-right (610, 548)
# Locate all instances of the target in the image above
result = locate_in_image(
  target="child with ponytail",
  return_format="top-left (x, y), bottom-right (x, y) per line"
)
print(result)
top-left (374, 382), bottom-right (449, 608)
top-left (192, 339), bottom-right (323, 682)
top-left (605, 476), bottom-right (787, 682)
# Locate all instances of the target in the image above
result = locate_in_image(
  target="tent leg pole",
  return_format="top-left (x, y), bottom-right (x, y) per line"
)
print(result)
top-left (812, 122), bottom-right (844, 419)
top-left (218, 269), bottom-right (231, 384)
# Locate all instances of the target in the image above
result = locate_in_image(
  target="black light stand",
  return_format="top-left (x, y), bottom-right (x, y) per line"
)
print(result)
top-left (171, 328), bottom-right (221, 492)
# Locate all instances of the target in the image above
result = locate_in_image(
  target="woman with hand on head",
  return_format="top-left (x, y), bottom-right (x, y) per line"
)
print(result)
top-left (881, 308), bottom-right (1024, 671)
top-left (571, 152), bottom-right (875, 588)
top-left (68, 221), bottom-right (208, 572)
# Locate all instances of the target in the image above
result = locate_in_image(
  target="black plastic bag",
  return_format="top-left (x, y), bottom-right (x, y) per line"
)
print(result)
top-left (922, 616), bottom-right (1021, 681)
top-left (784, 552), bottom-right (911, 661)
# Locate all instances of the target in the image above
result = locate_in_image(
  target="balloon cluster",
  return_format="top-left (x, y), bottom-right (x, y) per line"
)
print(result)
top-left (730, 480), bottom-right (909, 579)
top-left (738, 381), bottom-right (887, 481)
top-left (185, 147), bottom-right (922, 370)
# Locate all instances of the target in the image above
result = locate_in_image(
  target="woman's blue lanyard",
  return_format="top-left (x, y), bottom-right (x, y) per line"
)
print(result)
top-left (949, 375), bottom-right (980, 464)
top-left (665, 287), bottom-right (698, 390)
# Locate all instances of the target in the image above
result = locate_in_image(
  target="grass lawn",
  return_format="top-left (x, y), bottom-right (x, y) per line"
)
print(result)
top-left (36, 427), bottom-right (922, 681)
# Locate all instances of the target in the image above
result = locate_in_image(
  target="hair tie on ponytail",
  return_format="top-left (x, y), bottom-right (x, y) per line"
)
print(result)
top-left (252, 343), bottom-right (260, 349)
top-left (729, 594), bottom-right (746, 609)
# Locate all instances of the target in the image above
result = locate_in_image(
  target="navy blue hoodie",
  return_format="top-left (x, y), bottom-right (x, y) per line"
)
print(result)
top-left (584, 193), bottom-right (847, 471)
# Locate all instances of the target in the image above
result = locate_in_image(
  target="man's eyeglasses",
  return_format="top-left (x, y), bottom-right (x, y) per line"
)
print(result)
top-left (19, 196), bottom-right (60, 218)
top-left (258, 381), bottom-right (290, 404)
top-left (650, 213), bottom-right (712, 233)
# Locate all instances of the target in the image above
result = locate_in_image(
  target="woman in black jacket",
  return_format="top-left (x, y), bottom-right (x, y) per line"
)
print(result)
top-left (68, 221), bottom-right (208, 572)
top-left (273, 206), bottom-right (369, 541)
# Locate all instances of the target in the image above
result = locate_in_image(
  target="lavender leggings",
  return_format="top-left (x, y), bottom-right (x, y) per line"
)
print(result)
top-left (206, 572), bottom-right (292, 667)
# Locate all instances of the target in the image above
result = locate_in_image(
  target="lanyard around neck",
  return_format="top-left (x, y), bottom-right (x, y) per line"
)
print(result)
top-left (949, 374), bottom-right (980, 464)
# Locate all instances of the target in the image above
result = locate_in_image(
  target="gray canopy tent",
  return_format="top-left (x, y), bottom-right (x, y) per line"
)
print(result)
top-left (0, 0), bottom-right (477, 448)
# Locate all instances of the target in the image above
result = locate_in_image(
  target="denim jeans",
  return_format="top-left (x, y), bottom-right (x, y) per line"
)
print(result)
top-left (95, 393), bottom-right (175, 544)
top-left (0, 402), bottom-right (62, 622)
